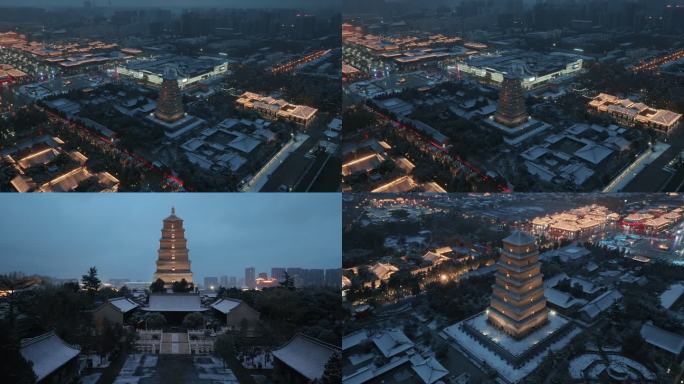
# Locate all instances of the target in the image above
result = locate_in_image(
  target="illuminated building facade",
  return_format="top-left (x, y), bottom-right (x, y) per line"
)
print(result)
top-left (488, 231), bottom-right (548, 338)
top-left (154, 67), bottom-right (185, 123)
top-left (154, 207), bottom-right (193, 288)
top-left (455, 51), bottom-right (584, 90)
top-left (494, 77), bottom-right (529, 127)
top-left (588, 93), bottom-right (682, 134)
top-left (236, 92), bottom-right (318, 125)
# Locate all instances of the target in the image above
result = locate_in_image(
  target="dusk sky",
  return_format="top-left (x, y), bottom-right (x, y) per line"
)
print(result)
top-left (0, 0), bottom-right (340, 9)
top-left (0, 193), bottom-right (341, 282)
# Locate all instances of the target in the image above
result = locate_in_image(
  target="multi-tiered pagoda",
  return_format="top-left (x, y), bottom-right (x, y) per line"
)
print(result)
top-left (154, 207), bottom-right (193, 288)
top-left (154, 66), bottom-right (185, 123)
top-left (488, 231), bottom-right (548, 338)
top-left (494, 76), bottom-right (529, 127)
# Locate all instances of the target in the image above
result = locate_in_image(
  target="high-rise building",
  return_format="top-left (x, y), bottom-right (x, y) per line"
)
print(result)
top-left (229, 276), bottom-right (237, 288)
top-left (204, 276), bottom-right (219, 290)
top-left (258, 272), bottom-right (268, 279)
top-left (153, 207), bottom-right (193, 288)
top-left (287, 267), bottom-right (304, 288)
top-left (220, 275), bottom-right (228, 288)
top-left (488, 231), bottom-right (548, 338)
top-left (245, 267), bottom-right (256, 290)
top-left (306, 269), bottom-right (325, 287)
top-left (271, 267), bottom-right (286, 282)
top-left (324, 269), bottom-right (342, 288)
top-left (494, 76), bottom-right (528, 127)
top-left (154, 66), bottom-right (185, 123)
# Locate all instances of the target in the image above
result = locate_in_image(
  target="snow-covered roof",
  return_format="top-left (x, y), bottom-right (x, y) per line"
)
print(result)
top-left (372, 329), bottom-right (414, 358)
top-left (640, 322), bottom-right (684, 355)
top-left (579, 290), bottom-right (622, 320)
top-left (659, 283), bottom-right (684, 309)
top-left (108, 297), bottom-right (139, 313)
top-left (410, 355), bottom-right (449, 384)
top-left (342, 330), bottom-right (368, 351)
top-left (144, 293), bottom-right (207, 312)
top-left (545, 288), bottom-right (587, 309)
top-left (210, 298), bottom-right (241, 314)
top-left (20, 331), bottom-right (80, 382)
top-left (272, 334), bottom-right (339, 381)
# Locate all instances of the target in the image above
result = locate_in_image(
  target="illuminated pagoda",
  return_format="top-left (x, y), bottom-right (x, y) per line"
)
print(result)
top-left (444, 231), bottom-right (578, 381)
top-left (488, 231), bottom-right (548, 338)
top-left (153, 207), bottom-right (193, 288)
top-left (154, 66), bottom-right (185, 123)
top-left (494, 76), bottom-right (529, 127)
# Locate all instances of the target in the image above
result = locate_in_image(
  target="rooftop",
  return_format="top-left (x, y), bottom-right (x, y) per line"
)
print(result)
top-left (20, 331), bottom-right (80, 382)
top-left (144, 293), bottom-right (206, 312)
top-left (272, 334), bottom-right (340, 381)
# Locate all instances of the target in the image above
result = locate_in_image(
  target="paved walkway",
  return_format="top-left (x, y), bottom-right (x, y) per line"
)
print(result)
top-left (161, 333), bottom-right (189, 355)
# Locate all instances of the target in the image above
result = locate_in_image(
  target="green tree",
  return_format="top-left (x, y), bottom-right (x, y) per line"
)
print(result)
top-left (279, 272), bottom-right (295, 290)
top-left (0, 320), bottom-right (36, 384)
top-left (321, 353), bottom-right (341, 384)
top-left (0, 273), bottom-right (39, 328)
top-left (144, 313), bottom-right (166, 329)
top-left (149, 278), bottom-right (166, 293)
top-left (172, 278), bottom-right (193, 293)
top-left (182, 312), bottom-right (205, 329)
top-left (81, 266), bottom-right (101, 293)
top-left (214, 333), bottom-right (236, 368)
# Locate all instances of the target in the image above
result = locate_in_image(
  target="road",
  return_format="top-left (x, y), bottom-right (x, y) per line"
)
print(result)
top-left (241, 133), bottom-right (308, 192)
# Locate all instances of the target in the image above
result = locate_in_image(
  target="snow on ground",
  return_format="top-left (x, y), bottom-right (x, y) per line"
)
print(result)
top-left (349, 353), bottom-right (375, 366)
top-left (608, 355), bottom-right (656, 380)
top-left (193, 356), bottom-right (239, 383)
top-left (568, 353), bottom-right (656, 381)
top-left (586, 362), bottom-right (607, 379)
top-left (568, 353), bottom-right (600, 379)
top-left (113, 354), bottom-right (157, 384)
top-left (464, 311), bottom-right (568, 356)
top-left (80, 373), bottom-right (101, 384)
top-left (86, 354), bottom-right (111, 368)
top-left (444, 314), bottom-right (581, 383)
top-left (239, 348), bottom-right (274, 369)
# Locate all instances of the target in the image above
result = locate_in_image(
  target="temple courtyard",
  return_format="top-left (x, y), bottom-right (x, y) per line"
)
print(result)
top-left (112, 354), bottom-right (239, 384)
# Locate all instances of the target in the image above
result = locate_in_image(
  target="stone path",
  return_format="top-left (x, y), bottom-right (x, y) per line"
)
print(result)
top-left (161, 333), bottom-right (189, 355)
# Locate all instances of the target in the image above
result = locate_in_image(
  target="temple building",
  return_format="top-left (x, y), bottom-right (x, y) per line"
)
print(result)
top-left (153, 207), bottom-right (193, 288)
top-left (588, 93), bottom-right (682, 134)
top-left (488, 231), bottom-right (549, 338)
top-left (494, 76), bottom-right (529, 127)
top-left (154, 66), bottom-right (185, 123)
top-left (484, 76), bottom-right (551, 146)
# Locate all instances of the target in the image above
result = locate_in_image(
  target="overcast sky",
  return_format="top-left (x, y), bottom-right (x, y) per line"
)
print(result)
top-left (0, 0), bottom-right (340, 9)
top-left (0, 193), bottom-right (341, 282)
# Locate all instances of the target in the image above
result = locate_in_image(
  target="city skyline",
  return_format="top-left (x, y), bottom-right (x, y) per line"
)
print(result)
top-left (0, 193), bottom-right (341, 281)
